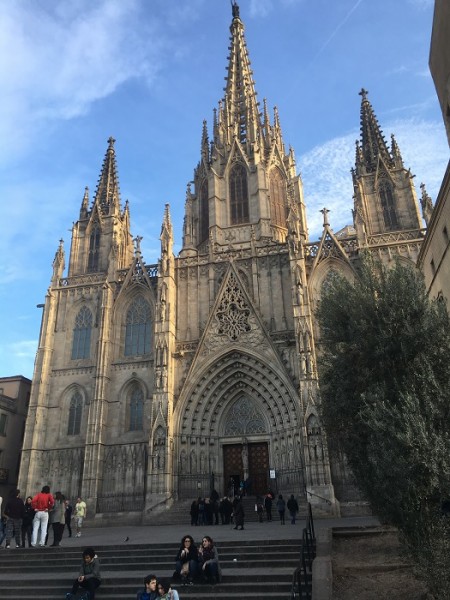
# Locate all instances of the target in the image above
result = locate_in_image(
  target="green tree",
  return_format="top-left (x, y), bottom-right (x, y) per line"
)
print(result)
top-left (316, 255), bottom-right (450, 597)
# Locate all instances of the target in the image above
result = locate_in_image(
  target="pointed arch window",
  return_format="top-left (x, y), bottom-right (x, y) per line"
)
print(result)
top-left (378, 181), bottom-right (399, 230)
top-left (87, 224), bottom-right (100, 272)
top-left (129, 385), bottom-right (144, 431)
top-left (125, 297), bottom-right (152, 356)
top-left (230, 163), bottom-right (249, 225)
top-left (199, 179), bottom-right (210, 244)
top-left (68, 390), bottom-right (83, 435)
top-left (71, 306), bottom-right (92, 360)
top-left (269, 167), bottom-right (288, 227)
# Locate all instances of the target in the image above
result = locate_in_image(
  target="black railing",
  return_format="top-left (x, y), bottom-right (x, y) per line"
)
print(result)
top-left (290, 503), bottom-right (316, 600)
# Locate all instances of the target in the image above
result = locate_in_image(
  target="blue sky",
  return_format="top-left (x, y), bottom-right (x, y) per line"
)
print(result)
top-left (0, 0), bottom-right (448, 379)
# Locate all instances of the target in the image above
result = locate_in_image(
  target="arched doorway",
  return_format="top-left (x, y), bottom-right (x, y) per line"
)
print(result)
top-left (223, 441), bottom-right (269, 496)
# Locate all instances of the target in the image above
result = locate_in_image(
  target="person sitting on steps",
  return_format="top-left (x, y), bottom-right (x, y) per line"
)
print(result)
top-left (136, 573), bottom-right (158, 600)
top-left (174, 534), bottom-right (198, 584)
top-left (66, 546), bottom-right (101, 600)
top-left (198, 535), bottom-right (221, 584)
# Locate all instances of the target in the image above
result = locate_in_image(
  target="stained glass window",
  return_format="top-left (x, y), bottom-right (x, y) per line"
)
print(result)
top-left (71, 306), bottom-right (92, 360)
top-left (125, 297), bottom-right (152, 356)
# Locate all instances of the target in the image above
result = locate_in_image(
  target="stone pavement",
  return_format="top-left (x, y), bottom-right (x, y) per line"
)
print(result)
top-left (49, 514), bottom-right (381, 548)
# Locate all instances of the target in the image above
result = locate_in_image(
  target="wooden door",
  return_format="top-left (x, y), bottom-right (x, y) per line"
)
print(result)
top-left (223, 442), bottom-right (269, 496)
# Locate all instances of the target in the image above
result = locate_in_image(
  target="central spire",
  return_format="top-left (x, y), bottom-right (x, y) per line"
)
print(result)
top-left (93, 136), bottom-right (122, 215)
top-left (222, 1), bottom-right (263, 152)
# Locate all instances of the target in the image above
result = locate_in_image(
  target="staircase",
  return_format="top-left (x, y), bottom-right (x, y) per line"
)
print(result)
top-left (143, 496), bottom-right (313, 526)
top-left (0, 538), bottom-right (304, 599)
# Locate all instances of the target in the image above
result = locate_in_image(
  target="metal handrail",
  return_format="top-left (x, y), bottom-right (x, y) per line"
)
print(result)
top-left (290, 504), bottom-right (316, 599)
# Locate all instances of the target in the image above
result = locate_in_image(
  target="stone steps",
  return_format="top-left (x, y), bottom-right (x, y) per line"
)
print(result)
top-left (0, 539), bottom-right (304, 599)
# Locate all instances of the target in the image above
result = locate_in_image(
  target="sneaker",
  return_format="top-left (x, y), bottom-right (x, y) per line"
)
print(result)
top-left (5, 545), bottom-right (10, 549)
top-left (65, 593), bottom-right (74, 600)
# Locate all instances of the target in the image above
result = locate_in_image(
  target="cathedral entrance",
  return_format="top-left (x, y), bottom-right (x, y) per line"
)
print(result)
top-left (223, 442), bottom-right (269, 496)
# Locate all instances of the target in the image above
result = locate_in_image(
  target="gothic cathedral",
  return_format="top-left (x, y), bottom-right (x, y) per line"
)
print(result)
top-left (19, 3), bottom-right (428, 520)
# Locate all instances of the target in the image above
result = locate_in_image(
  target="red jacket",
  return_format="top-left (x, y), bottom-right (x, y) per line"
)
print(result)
top-left (31, 492), bottom-right (54, 512)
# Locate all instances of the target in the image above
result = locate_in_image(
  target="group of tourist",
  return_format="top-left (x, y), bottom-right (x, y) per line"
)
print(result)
top-left (0, 486), bottom-right (87, 548)
top-left (63, 534), bottom-right (220, 600)
top-left (190, 489), bottom-right (300, 528)
top-left (190, 492), bottom-right (245, 527)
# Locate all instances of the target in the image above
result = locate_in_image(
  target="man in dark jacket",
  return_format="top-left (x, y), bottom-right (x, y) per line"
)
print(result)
top-left (4, 489), bottom-right (25, 548)
top-left (287, 494), bottom-right (299, 524)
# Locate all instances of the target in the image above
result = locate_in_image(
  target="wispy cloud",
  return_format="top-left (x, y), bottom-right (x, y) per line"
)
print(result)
top-left (0, 0), bottom-right (165, 164)
top-left (300, 119), bottom-right (448, 239)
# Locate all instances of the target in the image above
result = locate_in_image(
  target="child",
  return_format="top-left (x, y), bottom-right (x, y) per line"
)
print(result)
top-left (66, 547), bottom-right (101, 600)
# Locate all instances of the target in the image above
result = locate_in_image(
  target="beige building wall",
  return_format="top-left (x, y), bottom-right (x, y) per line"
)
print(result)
top-left (417, 1), bottom-right (450, 304)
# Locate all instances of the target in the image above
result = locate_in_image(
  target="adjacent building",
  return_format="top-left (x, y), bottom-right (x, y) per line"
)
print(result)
top-left (417, 0), bottom-right (450, 303)
top-left (18, 2), bottom-right (428, 521)
top-left (0, 376), bottom-right (31, 498)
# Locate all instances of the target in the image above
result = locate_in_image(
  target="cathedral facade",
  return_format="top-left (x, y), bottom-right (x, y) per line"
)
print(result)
top-left (19, 3), bottom-right (428, 520)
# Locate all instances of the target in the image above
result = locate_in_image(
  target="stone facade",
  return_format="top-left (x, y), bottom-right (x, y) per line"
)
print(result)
top-left (18, 2), bottom-right (427, 521)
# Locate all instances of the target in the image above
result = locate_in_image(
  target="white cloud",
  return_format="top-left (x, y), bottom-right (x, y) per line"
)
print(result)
top-left (300, 119), bottom-right (448, 240)
top-left (0, 0), bottom-right (164, 163)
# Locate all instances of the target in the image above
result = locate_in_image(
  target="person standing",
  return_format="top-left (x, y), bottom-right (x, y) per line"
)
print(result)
top-left (276, 494), bottom-right (286, 525)
top-left (74, 496), bottom-right (87, 537)
top-left (21, 496), bottom-right (35, 548)
top-left (264, 493), bottom-right (273, 522)
top-left (287, 494), bottom-right (299, 525)
top-left (65, 499), bottom-right (73, 537)
top-left (232, 496), bottom-right (245, 530)
top-left (0, 495), bottom-right (5, 547)
top-left (50, 492), bottom-right (66, 546)
top-left (31, 485), bottom-right (55, 547)
top-left (4, 489), bottom-right (25, 548)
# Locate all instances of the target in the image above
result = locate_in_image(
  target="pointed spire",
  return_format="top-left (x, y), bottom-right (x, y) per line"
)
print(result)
top-left (358, 88), bottom-right (392, 172)
top-left (390, 134), bottom-right (404, 167)
top-left (221, 1), bottom-right (263, 153)
top-left (93, 137), bottom-right (121, 215)
top-left (201, 120), bottom-right (209, 162)
top-left (80, 186), bottom-right (89, 219)
top-left (160, 204), bottom-right (173, 274)
top-left (420, 183), bottom-right (434, 226)
top-left (52, 239), bottom-right (65, 283)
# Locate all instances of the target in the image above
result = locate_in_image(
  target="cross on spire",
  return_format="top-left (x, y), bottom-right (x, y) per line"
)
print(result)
top-left (359, 88), bottom-right (368, 100)
top-left (320, 207), bottom-right (330, 227)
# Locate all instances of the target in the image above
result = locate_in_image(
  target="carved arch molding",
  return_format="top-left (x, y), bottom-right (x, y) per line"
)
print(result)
top-left (178, 351), bottom-right (299, 442)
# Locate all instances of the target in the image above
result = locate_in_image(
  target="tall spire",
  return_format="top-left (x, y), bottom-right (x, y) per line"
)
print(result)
top-left (93, 137), bottom-right (121, 215)
top-left (358, 88), bottom-right (392, 172)
top-left (221, 1), bottom-right (263, 153)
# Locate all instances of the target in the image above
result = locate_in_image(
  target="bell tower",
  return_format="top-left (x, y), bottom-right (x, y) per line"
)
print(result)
top-left (181, 0), bottom-right (307, 255)
top-left (68, 137), bottom-right (134, 276)
top-left (352, 89), bottom-right (424, 259)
